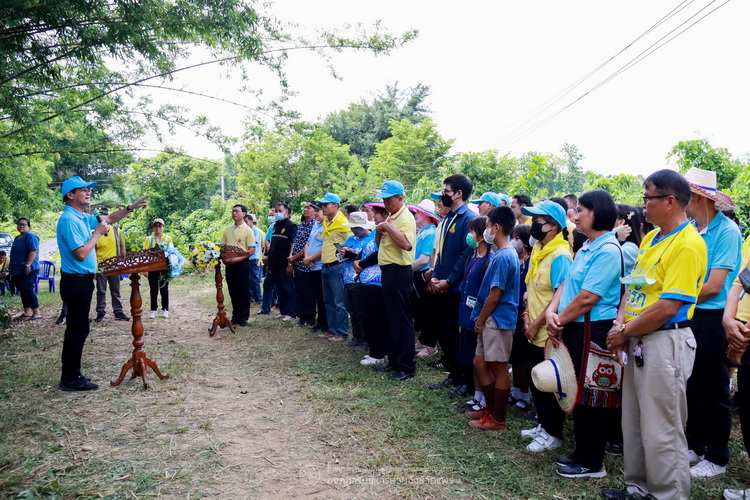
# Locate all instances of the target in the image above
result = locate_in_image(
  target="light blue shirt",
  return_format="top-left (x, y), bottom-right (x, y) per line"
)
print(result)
top-left (306, 221), bottom-right (324, 272)
top-left (57, 205), bottom-right (99, 274)
top-left (414, 224), bottom-right (436, 272)
top-left (249, 225), bottom-right (262, 261)
top-left (621, 241), bottom-right (639, 276)
top-left (695, 211), bottom-right (743, 310)
top-left (559, 231), bottom-right (622, 322)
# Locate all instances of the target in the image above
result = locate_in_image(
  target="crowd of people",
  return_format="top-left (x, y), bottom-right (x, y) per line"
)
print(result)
top-left (7, 168), bottom-right (750, 500)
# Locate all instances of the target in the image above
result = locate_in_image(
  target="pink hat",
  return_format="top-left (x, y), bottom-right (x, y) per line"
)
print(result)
top-left (407, 200), bottom-right (441, 225)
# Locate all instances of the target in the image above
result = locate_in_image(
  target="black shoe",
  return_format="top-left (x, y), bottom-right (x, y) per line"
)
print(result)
top-left (526, 412), bottom-right (539, 422)
top-left (605, 443), bottom-right (623, 456)
top-left (556, 454), bottom-right (578, 467)
top-left (458, 398), bottom-right (483, 411)
top-left (94, 314), bottom-right (105, 323)
top-left (557, 463), bottom-right (606, 478)
top-left (428, 377), bottom-right (456, 390)
top-left (600, 488), bottom-right (647, 500)
top-left (237, 321), bottom-right (248, 327)
top-left (256, 311), bottom-right (269, 315)
top-left (115, 313), bottom-right (130, 321)
top-left (55, 315), bottom-right (66, 325)
top-left (343, 338), bottom-right (363, 348)
top-left (354, 343), bottom-right (369, 353)
top-left (373, 365), bottom-right (395, 373)
top-left (59, 376), bottom-right (99, 392)
top-left (445, 384), bottom-right (469, 398)
top-left (389, 371), bottom-right (415, 381)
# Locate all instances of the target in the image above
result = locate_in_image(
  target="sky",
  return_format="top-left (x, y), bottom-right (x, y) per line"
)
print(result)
top-left (136, 0), bottom-right (750, 179)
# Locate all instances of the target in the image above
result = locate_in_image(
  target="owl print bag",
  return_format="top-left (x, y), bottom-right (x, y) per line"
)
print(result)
top-left (578, 339), bottom-right (622, 408)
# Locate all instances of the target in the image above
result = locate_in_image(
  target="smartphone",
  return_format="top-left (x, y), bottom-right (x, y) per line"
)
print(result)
top-left (334, 242), bottom-right (344, 252)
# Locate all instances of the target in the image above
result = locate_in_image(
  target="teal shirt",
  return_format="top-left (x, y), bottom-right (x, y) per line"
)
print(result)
top-left (694, 211), bottom-right (743, 310)
top-left (57, 205), bottom-right (99, 274)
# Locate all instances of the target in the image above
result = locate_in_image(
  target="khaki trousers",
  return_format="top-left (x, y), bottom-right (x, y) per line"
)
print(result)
top-left (622, 327), bottom-right (696, 500)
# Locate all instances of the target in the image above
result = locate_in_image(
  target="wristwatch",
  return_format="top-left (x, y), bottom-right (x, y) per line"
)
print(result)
top-left (618, 323), bottom-right (628, 338)
top-left (126, 205), bottom-right (134, 213)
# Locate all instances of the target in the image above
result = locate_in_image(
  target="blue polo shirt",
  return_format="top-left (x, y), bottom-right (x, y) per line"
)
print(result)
top-left (249, 225), bottom-right (263, 261)
top-left (695, 211), bottom-right (743, 310)
top-left (559, 231), bottom-right (622, 322)
top-left (471, 247), bottom-right (520, 330)
top-left (9, 232), bottom-right (40, 275)
top-left (621, 241), bottom-right (639, 276)
top-left (414, 223), bottom-right (436, 272)
top-left (57, 205), bottom-right (99, 274)
top-left (433, 203), bottom-right (477, 292)
top-left (306, 221), bottom-right (324, 272)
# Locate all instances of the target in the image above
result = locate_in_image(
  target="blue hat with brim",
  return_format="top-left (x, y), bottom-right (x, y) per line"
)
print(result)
top-left (470, 192), bottom-right (503, 207)
top-left (375, 180), bottom-right (405, 199)
top-left (521, 200), bottom-right (567, 231)
top-left (61, 176), bottom-right (97, 197)
top-left (429, 191), bottom-right (442, 200)
top-left (316, 192), bottom-right (341, 205)
top-left (497, 192), bottom-right (512, 207)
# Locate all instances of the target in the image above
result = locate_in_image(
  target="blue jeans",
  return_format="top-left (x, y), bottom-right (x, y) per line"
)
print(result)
top-left (248, 260), bottom-right (262, 303)
top-left (322, 264), bottom-right (348, 338)
top-left (260, 266), bottom-right (277, 314)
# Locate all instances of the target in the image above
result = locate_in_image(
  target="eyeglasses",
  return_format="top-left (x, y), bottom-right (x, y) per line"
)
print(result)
top-left (642, 194), bottom-right (672, 203)
top-left (73, 187), bottom-right (92, 193)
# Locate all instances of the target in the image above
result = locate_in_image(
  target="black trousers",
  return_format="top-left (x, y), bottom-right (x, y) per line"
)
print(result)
top-left (295, 270), bottom-right (316, 325)
top-left (344, 283), bottom-right (367, 341)
top-left (686, 308), bottom-right (732, 466)
top-left (428, 292), bottom-right (461, 375)
top-left (266, 266), bottom-right (296, 317)
top-left (412, 271), bottom-right (429, 335)
top-left (457, 327), bottom-right (478, 390)
top-left (60, 273), bottom-right (95, 381)
top-left (526, 343), bottom-right (565, 439)
top-left (357, 284), bottom-right (387, 358)
top-left (309, 270), bottom-right (328, 330)
top-left (380, 265), bottom-right (416, 373)
top-left (147, 269), bottom-right (169, 311)
top-left (225, 259), bottom-right (250, 324)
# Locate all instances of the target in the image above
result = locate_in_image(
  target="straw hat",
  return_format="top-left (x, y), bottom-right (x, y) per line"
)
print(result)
top-left (531, 341), bottom-right (578, 413)
top-left (684, 167), bottom-right (737, 211)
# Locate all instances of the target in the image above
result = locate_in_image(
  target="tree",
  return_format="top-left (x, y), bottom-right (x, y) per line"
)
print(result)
top-left (552, 143), bottom-right (586, 195)
top-left (510, 153), bottom-right (556, 202)
top-left (442, 151), bottom-right (519, 197)
top-left (668, 139), bottom-right (741, 189)
top-left (322, 83), bottom-right (431, 167)
top-left (583, 172), bottom-right (644, 206)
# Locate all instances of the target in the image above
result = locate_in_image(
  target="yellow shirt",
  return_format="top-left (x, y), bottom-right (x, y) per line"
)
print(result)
top-left (378, 204), bottom-right (416, 267)
top-left (220, 223), bottom-right (255, 249)
top-left (321, 212), bottom-right (351, 264)
top-left (527, 244), bottom-right (573, 347)
top-left (734, 247), bottom-right (750, 323)
top-left (624, 222), bottom-right (707, 324)
top-left (95, 226), bottom-right (123, 264)
top-left (743, 234), bottom-right (750, 260)
top-left (143, 233), bottom-right (173, 249)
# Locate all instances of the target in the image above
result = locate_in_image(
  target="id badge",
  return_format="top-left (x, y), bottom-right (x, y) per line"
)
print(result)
top-left (466, 296), bottom-right (477, 308)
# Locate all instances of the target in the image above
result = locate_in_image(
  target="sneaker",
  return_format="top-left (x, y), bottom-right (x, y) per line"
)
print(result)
top-left (527, 430), bottom-right (562, 452)
top-left (557, 463), bottom-right (607, 479)
top-left (688, 449), bottom-right (704, 466)
top-left (469, 414), bottom-right (506, 430)
top-left (724, 488), bottom-right (750, 500)
top-left (281, 315), bottom-right (294, 322)
top-left (605, 443), bottom-right (624, 456)
top-left (161, 310), bottom-right (169, 318)
top-left (416, 346), bottom-right (439, 358)
top-left (521, 424), bottom-right (543, 439)
top-left (55, 315), bottom-right (66, 325)
top-left (514, 399), bottom-right (531, 411)
top-left (690, 459), bottom-right (726, 479)
top-left (149, 310), bottom-right (157, 319)
top-left (59, 376), bottom-right (99, 392)
top-left (415, 340), bottom-right (427, 351)
top-left (556, 454), bottom-right (578, 467)
top-left (465, 408), bottom-right (489, 420)
top-left (360, 355), bottom-right (386, 366)
top-left (343, 338), bottom-right (363, 348)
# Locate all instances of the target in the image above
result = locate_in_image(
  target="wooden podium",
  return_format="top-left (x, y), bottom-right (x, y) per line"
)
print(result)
top-left (100, 248), bottom-right (170, 389)
top-left (208, 245), bottom-right (252, 336)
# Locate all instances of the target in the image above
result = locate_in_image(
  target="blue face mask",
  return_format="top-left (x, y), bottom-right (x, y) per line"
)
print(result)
top-left (274, 212), bottom-right (285, 221)
top-left (267, 216), bottom-right (276, 224)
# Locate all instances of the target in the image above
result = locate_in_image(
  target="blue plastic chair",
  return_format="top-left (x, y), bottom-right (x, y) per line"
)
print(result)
top-left (36, 260), bottom-right (56, 293)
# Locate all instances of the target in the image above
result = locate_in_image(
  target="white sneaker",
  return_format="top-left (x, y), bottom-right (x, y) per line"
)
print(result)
top-left (161, 309), bottom-right (169, 318)
top-left (521, 424), bottom-right (544, 440)
top-left (360, 355), bottom-right (386, 366)
top-left (281, 315), bottom-right (294, 322)
top-left (688, 449), bottom-right (704, 466)
top-left (724, 488), bottom-right (750, 500)
top-left (690, 459), bottom-right (726, 478)
top-left (526, 430), bottom-right (562, 452)
top-left (149, 310), bottom-right (157, 319)
top-left (273, 313), bottom-right (283, 320)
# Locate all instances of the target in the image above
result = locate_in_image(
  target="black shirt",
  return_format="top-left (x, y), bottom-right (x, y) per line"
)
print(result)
top-left (267, 218), bottom-right (298, 269)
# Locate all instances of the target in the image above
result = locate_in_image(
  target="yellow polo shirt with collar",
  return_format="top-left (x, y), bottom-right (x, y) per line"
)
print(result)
top-left (220, 223), bottom-right (255, 249)
top-left (96, 226), bottom-right (124, 264)
top-left (378, 204), bottom-right (416, 266)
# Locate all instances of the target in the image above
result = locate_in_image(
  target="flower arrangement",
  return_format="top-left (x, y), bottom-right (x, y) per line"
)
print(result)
top-left (163, 244), bottom-right (185, 281)
top-left (190, 241), bottom-right (222, 268)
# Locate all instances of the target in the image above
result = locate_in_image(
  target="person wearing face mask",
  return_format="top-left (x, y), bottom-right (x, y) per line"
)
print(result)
top-left (681, 167), bottom-right (743, 480)
top-left (425, 174), bottom-right (478, 391)
top-left (518, 200), bottom-right (573, 453)
top-left (466, 206), bottom-right (520, 430)
top-left (289, 203), bottom-right (318, 327)
top-left (265, 202), bottom-right (298, 322)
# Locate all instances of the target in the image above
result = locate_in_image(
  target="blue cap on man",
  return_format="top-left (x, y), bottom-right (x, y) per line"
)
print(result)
top-left (316, 192), bottom-right (341, 205)
top-left (521, 200), bottom-right (567, 231)
top-left (375, 180), bottom-right (405, 199)
top-left (470, 192), bottom-right (503, 207)
top-left (61, 176), bottom-right (97, 197)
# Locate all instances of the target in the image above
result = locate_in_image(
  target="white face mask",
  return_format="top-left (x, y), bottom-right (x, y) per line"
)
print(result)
top-left (529, 235), bottom-right (538, 248)
top-left (483, 227), bottom-right (495, 244)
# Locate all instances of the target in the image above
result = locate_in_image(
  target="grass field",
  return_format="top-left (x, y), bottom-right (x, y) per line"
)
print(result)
top-left (1, 274), bottom-right (749, 498)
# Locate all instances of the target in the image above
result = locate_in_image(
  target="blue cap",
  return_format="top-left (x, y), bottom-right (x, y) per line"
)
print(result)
top-left (316, 192), bottom-right (341, 205)
top-left (521, 200), bottom-right (567, 231)
top-left (497, 192), bottom-right (512, 207)
top-left (429, 191), bottom-right (442, 200)
top-left (375, 180), bottom-right (405, 199)
top-left (61, 176), bottom-right (97, 197)
top-left (470, 192), bottom-right (503, 207)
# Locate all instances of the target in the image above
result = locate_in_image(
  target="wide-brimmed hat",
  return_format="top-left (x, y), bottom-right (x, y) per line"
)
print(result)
top-left (683, 167), bottom-right (737, 211)
top-left (521, 200), bottom-right (567, 231)
top-left (407, 200), bottom-right (441, 225)
top-left (531, 341), bottom-right (578, 413)
top-left (363, 201), bottom-right (386, 210)
top-left (343, 211), bottom-right (376, 229)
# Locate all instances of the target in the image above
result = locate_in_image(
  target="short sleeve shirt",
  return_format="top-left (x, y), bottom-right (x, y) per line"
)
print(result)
top-left (414, 224), bottom-right (436, 272)
top-left (527, 247), bottom-right (573, 347)
top-left (695, 211), bottom-right (743, 310)
top-left (221, 223), bottom-right (255, 249)
top-left (471, 247), bottom-right (520, 330)
top-left (143, 233), bottom-right (174, 249)
top-left (624, 222), bottom-right (708, 324)
top-left (734, 248), bottom-right (750, 323)
top-left (378, 205), bottom-right (416, 267)
top-left (95, 226), bottom-right (123, 263)
top-left (322, 213), bottom-right (352, 264)
top-left (307, 221), bottom-right (324, 271)
top-left (559, 232), bottom-right (622, 322)
top-left (57, 205), bottom-right (99, 274)
top-left (9, 232), bottom-right (40, 275)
